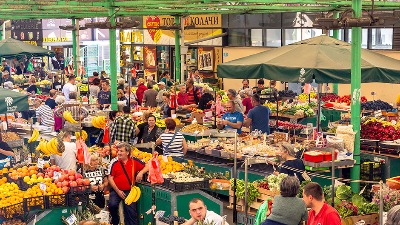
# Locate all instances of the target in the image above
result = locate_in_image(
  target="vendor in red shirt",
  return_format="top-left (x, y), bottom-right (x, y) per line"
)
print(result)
top-left (186, 78), bottom-right (201, 105)
top-left (302, 182), bottom-right (342, 225)
top-left (177, 85), bottom-right (196, 111)
top-left (108, 142), bottom-right (149, 225)
top-left (136, 78), bottom-right (148, 106)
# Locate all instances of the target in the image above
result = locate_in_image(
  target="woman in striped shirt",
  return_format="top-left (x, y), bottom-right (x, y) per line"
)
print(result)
top-left (156, 118), bottom-right (188, 162)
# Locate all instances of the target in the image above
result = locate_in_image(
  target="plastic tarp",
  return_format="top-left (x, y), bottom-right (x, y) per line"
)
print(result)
top-left (217, 35), bottom-right (400, 84)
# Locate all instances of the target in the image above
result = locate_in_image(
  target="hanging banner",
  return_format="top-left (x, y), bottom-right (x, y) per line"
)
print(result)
top-left (143, 15), bottom-right (222, 46)
top-left (214, 47), bottom-right (223, 72)
top-left (143, 46), bottom-right (157, 69)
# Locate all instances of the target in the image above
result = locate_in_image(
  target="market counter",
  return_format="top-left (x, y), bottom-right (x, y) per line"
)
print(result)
top-left (137, 183), bottom-right (223, 225)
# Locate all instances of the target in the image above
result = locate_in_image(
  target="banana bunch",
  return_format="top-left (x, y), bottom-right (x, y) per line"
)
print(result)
top-left (124, 186), bottom-right (141, 205)
top-left (75, 130), bottom-right (88, 140)
top-left (92, 116), bottom-right (106, 129)
top-left (28, 129), bottom-right (39, 143)
top-left (63, 111), bottom-right (78, 124)
top-left (36, 138), bottom-right (59, 156)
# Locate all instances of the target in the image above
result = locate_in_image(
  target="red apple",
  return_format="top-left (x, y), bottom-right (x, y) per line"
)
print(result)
top-left (54, 166), bottom-right (61, 172)
top-left (75, 173), bottom-right (83, 180)
top-left (56, 182), bottom-right (62, 188)
top-left (62, 186), bottom-right (69, 193)
top-left (76, 178), bottom-right (83, 186)
top-left (68, 170), bottom-right (76, 176)
top-left (82, 179), bottom-right (91, 186)
top-left (62, 180), bottom-right (69, 187)
top-left (37, 172), bottom-right (44, 178)
top-left (69, 176), bottom-right (76, 181)
top-left (70, 181), bottom-right (78, 187)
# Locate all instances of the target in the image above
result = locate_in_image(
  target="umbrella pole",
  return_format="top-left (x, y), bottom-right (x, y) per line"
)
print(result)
top-left (317, 84), bottom-right (322, 132)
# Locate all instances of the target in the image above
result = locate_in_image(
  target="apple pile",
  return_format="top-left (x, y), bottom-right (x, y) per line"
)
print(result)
top-left (361, 120), bottom-right (400, 141)
top-left (45, 166), bottom-right (90, 194)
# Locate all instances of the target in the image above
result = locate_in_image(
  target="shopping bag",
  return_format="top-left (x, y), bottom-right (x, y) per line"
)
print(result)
top-left (76, 138), bottom-right (90, 164)
top-left (102, 121), bottom-right (110, 144)
top-left (147, 152), bottom-right (164, 184)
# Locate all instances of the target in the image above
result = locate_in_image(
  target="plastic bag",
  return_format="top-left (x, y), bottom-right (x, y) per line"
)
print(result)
top-left (76, 138), bottom-right (90, 164)
top-left (254, 198), bottom-right (273, 225)
top-left (326, 135), bottom-right (345, 151)
top-left (102, 121), bottom-right (110, 143)
top-left (147, 152), bottom-right (164, 185)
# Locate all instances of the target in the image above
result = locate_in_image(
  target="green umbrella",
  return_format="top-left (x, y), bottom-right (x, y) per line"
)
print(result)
top-left (0, 88), bottom-right (29, 113)
top-left (217, 35), bottom-right (400, 84)
top-left (0, 38), bottom-right (54, 59)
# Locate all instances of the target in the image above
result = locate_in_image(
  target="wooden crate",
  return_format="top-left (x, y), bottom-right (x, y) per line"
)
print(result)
top-left (341, 213), bottom-right (379, 225)
top-left (258, 187), bottom-right (280, 197)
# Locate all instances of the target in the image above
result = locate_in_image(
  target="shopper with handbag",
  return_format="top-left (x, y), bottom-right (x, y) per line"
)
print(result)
top-left (156, 118), bottom-right (188, 162)
top-left (108, 142), bottom-right (149, 225)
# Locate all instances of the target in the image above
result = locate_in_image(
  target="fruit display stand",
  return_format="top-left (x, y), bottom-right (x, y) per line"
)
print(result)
top-left (137, 182), bottom-right (223, 225)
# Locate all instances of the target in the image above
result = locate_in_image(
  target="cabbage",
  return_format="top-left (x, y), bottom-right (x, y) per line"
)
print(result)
top-left (336, 185), bottom-right (353, 201)
top-left (351, 194), bottom-right (367, 208)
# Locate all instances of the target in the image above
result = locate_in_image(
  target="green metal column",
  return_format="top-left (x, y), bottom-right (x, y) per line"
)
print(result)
top-left (72, 19), bottom-right (78, 77)
top-left (332, 12), bottom-right (340, 95)
top-left (109, 8), bottom-right (118, 111)
top-left (174, 15), bottom-right (181, 83)
top-left (350, 0), bottom-right (362, 192)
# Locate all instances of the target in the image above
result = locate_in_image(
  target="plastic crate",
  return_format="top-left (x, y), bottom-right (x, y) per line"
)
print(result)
top-left (68, 194), bottom-right (89, 207)
top-left (45, 194), bottom-right (68, 209)
top-left (23, 196), bottom-right (45, 212)
top-left (69, 185), bottom-right (91, 195)
top-left (237, 212), bottom-right (255, 225)
top-left (168, 179), bottom-right (209, 192)
top-left (361, 162), bottom-right (383, 181)
top-left (0, 202), bottom-right (23, 219)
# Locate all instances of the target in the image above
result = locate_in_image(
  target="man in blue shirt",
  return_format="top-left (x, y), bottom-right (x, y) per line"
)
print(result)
top-left (217, 100), bottom-right (244, 134)
top-left (245, 94), bottom-right (271, 134)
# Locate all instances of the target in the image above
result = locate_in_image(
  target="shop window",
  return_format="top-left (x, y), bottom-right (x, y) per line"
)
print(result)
top-left (222, 14), bottom-right (229, 28)
top-left (265, 29), bottom-right (281, 47)
top-left (246, 14), bottom-right (263, 28)
top-left (347, 28), bottom-right (368, 49)
top-left (262, 13), bottom-right (281, 28)
top-left (329, 29), bottom-right (345, 41)
top-left (250, 29), bottom-right (263, 46)
top-left (371, 28), bottom-right (393, 49)
top-left (284, 29), bottom-right (302, 45)
top-left (228, 14), bottom-right (245, 28)
top-left (301, 29), bottom-right (323, 40)
top-left (282, 12), bottom-right (298, 28)
top-left (228, 29), bottom-right (247, 46)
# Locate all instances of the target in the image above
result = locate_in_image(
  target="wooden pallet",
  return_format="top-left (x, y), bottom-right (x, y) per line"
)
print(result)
top-left (228, 189), bottom-right (276, 212)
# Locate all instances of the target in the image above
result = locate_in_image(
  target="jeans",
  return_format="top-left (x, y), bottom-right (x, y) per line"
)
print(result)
top-left (108, 190), bottom-right (138, 225)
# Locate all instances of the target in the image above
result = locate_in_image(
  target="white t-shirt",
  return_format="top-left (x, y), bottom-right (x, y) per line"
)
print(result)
top-left (62, 83), bottom-right (77, 101)
top-left (194, 211), bottom-right (228, 225)
top-left (50, 141), bottom-right (77, 171)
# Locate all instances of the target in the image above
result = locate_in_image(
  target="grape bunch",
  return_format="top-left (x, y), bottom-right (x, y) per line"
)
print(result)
top-left (159, 215), bottom-right (186, 225)
top-left (258, 181), bottom-right (269, 190)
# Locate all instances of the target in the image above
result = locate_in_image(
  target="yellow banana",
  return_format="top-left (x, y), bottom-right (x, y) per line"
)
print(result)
top-left (50, 138), bottom-right (58, 153)
top-left (28, 129), bottom-right (39, 143)
top-left (92, 117), bottom-right (99, 128)
top-left (75, 132), bottom-right (80, 139)
top-left (36, 139), bottom-right (43, 151)
top-left (98, 116), bottom-right (106, 128)
top-left (124, 186), bottom-right (138, 205)
top-left (132, 186), bottom-right (141, 202)
top-left (63, 111), bottom-right (78, 124)
top-left (82, 130), bottom-right (88, 140)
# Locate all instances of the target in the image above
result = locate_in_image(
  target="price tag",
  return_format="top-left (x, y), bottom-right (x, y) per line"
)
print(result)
top-left (66, 214), bottom-right (77, 225)
top-left (53, 171), bottom-right (61, 180)
top-left (162, 155), bottom-right (168, 162)
top-left (39, 182), bottom-right (46, 191)
top-left (37, 158), bottom-right (45, 169)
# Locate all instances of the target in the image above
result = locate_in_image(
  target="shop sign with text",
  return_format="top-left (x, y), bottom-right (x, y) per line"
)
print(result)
top-left (143, 15), bottom-right (222, 46)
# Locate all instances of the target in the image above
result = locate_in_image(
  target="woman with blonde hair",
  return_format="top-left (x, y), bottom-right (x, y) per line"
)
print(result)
top-left (84, 153), bottom-right (108, 208)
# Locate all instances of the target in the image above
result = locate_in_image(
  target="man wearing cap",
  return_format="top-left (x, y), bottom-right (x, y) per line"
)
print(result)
top-left (256, 79), bottom-right (265, 94)
top-left (217, 100), bottom-right (244, 134)
top-left (156, 81), bottom-right (167, 107)
top-left (136, 78), bottom-right (148, 106)
top-left (227, 89), bottom-right (244, 114)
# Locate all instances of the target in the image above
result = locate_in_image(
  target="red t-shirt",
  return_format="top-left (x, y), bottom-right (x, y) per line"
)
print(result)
top-left (307, 203), bottom-right (341, 225)
top-left (177, 92), bottom-right (189, 106)
top-left (242, 97), bottom-right (253, 114)
top-left (110, 158), bottom-right (145, 191)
